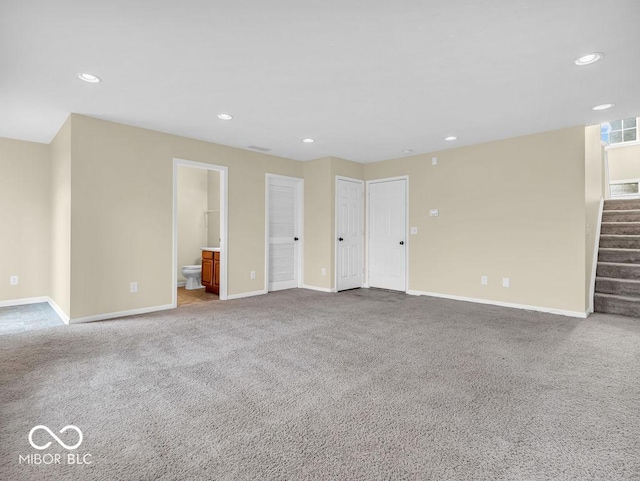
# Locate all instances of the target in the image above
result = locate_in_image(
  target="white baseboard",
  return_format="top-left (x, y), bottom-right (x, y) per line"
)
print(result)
top-left (47, 298), bottom-right (70, 324)
top-left (406, 289), bottom-right (588, 319)
top-left (0, 296), bottom-right (49, 308)
top-left (176, 281), bottom-right (186, 288)
top-left (69, 304), bottom-right (175, 324)
top-left (302, 284), bottom-right (336, 293)
top-left (226, 289), bottom-right (268, 300)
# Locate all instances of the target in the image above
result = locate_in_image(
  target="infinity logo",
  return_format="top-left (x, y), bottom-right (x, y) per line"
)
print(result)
top-left (28, 425), bottom-right (83, 450)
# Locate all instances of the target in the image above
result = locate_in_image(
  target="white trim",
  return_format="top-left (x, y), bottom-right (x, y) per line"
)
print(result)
top-left (406, 290), bottom-right (588, 318)
top-left (302, 284), bottom-right (336, 293)
top-left (70, 303), bottom-right (174, 324)
top-left (588, 197), bottom-right (604, 315)
top-left (226, 289), bottom-right (268, 300)
top-left (48, 297), bottom-right (70, 324)
top-left (176, 281), bottom-right (186, 288)
top-left (335, 175), bottom-right (365, 292)
top-left (605, 139), bottom-right (640, 150)
top-left (173, 158), bottom-right (229, 307)
top-left (0, 296), bottom-right (49, 308)
top-left (365, 176), bottom-right (410, 293)
top-left (265, 174), bottom-right (304, 292)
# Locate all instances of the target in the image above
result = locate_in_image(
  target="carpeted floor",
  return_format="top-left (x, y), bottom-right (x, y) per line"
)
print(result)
top-left (1, 288), bottom-right (639, 480)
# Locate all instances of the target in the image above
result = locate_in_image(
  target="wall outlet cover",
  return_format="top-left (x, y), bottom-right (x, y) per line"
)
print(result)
top-left (481, 276), bottom-right (488, 285)
top-left (10, 276), bottom-right (18, 286)
top-left (429, 209), bottom-right (439, 217)
top-left (130, 282), bottom-right (138, 293)
top-left (250, 271), bottom-right (256, 280)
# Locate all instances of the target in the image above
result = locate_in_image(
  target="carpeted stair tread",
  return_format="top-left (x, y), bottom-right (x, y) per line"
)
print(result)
top-left (603, 199), bottom-right (640, 210)
top-left (595, 292), bottom-right (640, 301)
top-left (598, 248), bottom-right (640, 264)
top-left (594, 292), bottom-right (640, 317)
top-left (596, 276), bottom-right (640, 283)
top-left (600, 222), bottom-right (640, 235)
top-left (596, 277), bottom-right (640, 297)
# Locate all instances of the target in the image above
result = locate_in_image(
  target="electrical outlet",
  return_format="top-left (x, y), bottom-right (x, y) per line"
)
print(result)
top-left (130, 282), bottom-right (138, 293)
top-left (250, 271), bottom-right (256, 280)
top-left (10, 276), bottom-right (18, 286)
top-left (321, 268), bottom-right (326, 276)
top-left (481, 276), bottom-right (488, 285)
top-left (432, 157), bottom-right (438, 165)
top-left (502, 277), bottom-right (510, 288)
top-left (429, 209), bottom-right (439, 217)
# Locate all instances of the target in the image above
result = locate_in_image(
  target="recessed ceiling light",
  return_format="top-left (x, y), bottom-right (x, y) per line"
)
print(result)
top-left (217, 113), bottom-right (233, 120)
top-left (574, 53), bottom-right (604, 66)
top-left (444, 136), bottom-right (458, 141)
top-left (592, 103), bottom-right (614, 111)
top-left (77, 73), bottom-right (101, 83)
top-left (403, 149), bottom-right (414, 154)
top-left (302, 138), bottom-right (314, 143)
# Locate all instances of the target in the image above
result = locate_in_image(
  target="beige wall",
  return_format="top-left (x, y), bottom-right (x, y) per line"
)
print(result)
top-left (207, 170), bottom-right (220, 247)
top-left (607, 143), bottom-right (640, 182)
top-left (303, 158), bottom-right (332, 289)
top-left (70, 115), bottom-right (302, 319)
top-left (364, 127), bottom-right (588, 313)
top-left (49, 118), bottom-right (72, 316)
top-left (177, 166), bottom-right (208, 282)
top-left (585, 125), bottom-right (605, 311)
top-left (0, 137), bottom-right (51, 302)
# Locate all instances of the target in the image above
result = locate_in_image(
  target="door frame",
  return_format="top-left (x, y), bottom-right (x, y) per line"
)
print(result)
top-left (335, 175), bottom-right (365, 291)
top-left (265, 174), bottom-right (304, 292)
top-left (365, 176), bottom-right (410, 293)
top-left (172, 158), bottom-right (229, 306)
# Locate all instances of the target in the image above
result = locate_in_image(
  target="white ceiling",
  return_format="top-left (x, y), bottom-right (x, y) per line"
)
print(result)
top-left (1, 0), bottom-right (639, 163)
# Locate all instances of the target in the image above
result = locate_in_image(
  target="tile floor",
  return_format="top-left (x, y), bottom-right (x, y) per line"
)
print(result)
top-left (0, 303), bottom-right (65, 335)
top-left (177, 287), bottom-right (218, 306)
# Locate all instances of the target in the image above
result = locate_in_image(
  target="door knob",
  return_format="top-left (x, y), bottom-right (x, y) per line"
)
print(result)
top-left (294, 237), bottom-right (299, 241)
top-left (399, 241), bottom-right (404, 245)
top-left (338, 237), bottom-right (344, 241)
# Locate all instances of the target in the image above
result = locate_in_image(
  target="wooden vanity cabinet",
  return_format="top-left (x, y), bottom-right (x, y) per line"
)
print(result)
top-left (202, 250), bottom-right (220, 295)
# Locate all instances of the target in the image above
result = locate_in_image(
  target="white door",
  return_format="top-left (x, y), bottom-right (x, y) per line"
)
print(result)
top-left (336, 178), bottom-right (364, 291)
top-left (268, 176), bottom-right (302, 291)
top-left (368, 179), bottom-right (407, 291)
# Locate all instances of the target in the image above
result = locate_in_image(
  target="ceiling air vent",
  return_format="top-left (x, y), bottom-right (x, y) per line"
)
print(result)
top-left (248, 145), bottom-right (271, 152)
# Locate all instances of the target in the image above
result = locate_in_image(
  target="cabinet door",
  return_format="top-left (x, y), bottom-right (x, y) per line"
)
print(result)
top-left (202, 259), bottom-right (213, 286)
top-left (213, 257), bottom-right (220, 289)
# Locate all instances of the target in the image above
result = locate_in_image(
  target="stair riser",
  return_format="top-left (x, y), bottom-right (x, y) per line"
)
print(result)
top-left (599, 236), bottom-right (640, 249)
top-left (601, 224), bottom-right (640, 235)
top-left (596, 263), bottom-right (640, 280)
top-left (594, 295), bottom-right (640, 317)
top-left (604, 200), bottom-right (640, 211)
top-left (602, 211), bottom-right (640, 222)
top-left (598, 250), bottom-right (640, 264)
top-left (595, 278), bottom-right (640, 297)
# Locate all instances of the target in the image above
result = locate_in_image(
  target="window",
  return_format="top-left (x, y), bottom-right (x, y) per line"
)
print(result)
top-left (601, 117), bottom-right (638, 144)
top-left (610, 180), bottom-right (640, 199)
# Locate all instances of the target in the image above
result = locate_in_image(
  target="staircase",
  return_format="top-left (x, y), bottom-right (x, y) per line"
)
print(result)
top-left (594, 198), bottom-right (640, 317)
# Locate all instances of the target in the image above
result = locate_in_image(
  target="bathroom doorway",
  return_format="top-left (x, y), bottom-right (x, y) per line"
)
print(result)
top-left (172, 159), bottom-right (228, 307)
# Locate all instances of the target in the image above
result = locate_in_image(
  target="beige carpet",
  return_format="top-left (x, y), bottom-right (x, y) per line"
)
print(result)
top-left (1, 288), bottom-right (639, 480)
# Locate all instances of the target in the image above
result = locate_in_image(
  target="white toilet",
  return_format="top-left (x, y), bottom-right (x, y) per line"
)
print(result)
top-left (181, 265), bottom-right (202, 290)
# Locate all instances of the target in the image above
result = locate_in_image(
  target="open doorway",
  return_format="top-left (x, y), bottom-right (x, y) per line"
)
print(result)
top-left (172, 159), bottom-right (228, 307)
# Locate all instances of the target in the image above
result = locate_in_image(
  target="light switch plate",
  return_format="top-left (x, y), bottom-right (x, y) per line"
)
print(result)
top-left (410, 227), bottom-right (418, 235)
top-left (432, 157), bottom-right (437, 165)
top-left (429, 209), bottom-right (439, 217)
top-left (502, 277), bottom-right (510, 288)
